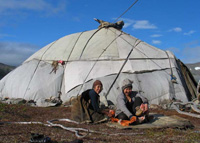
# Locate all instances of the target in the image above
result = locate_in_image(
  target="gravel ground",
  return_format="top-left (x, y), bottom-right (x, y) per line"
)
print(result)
top-left (0, 103), bottom-right (200, 143)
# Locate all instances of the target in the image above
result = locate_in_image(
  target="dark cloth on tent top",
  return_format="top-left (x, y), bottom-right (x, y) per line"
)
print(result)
top-left (71, 89), bottom-right (107, 123)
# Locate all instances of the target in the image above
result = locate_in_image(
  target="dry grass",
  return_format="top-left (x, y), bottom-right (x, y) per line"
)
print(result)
top-left (0, 103), bottom-right (200, 143)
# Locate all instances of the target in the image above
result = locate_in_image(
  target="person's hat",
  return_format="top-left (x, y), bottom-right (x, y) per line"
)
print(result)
top-left (122, 79), bottom-right (133, 91)
top-left (92, 80), bottom-right (103, 89)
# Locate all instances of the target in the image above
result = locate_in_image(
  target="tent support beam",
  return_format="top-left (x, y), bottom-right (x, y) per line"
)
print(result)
top-left (105, 39), bottom-right (141, 98)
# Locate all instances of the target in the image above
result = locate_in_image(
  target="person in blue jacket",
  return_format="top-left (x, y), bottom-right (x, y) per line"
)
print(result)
top-left (88, 80), bottom-right (103, 113)
top-left (71, 80), bottom-right (110, 123)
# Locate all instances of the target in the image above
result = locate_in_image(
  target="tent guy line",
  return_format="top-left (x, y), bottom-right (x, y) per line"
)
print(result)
top-left (113, 0), bottom-right (139, 23)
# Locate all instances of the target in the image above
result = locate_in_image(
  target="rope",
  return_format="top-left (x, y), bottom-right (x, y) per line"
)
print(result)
top-left (191, 104), bottom-right (200, 114)
top-left (47, 119), bottom-right (89, 138)
top-left (172, 103), bottom-right (200, 119)
top-left (171, 101), bottom-right (200, 118)
top-left (0, 119), bottom-right (88, 139)
top-left (113, 0), bottom-right (139, 23)
top-left (0, 118), bottom-right (144, 138)
top-left (174, 100), bottom-right (200, 113)
top-left (165, 51), bottom-right (173, 76)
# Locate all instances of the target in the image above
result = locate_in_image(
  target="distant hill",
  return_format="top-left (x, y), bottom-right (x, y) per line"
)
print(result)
top-left (0, 63), bottom-right (15, 80)
top-left (186, 62), bottom-right (200, 83)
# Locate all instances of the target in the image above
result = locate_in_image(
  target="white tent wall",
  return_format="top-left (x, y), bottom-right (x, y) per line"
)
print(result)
top-left (0, 60), bottom-right (64, 106)
top-left (69, 30), bottom-right (99, 61)
top-left (0, 27), bottom-right (195, 106)
top-left (80, 29), bottom-right (120, 60)
top-left (63, 60), bottom-right (133, 94)
top-left (24, 42), bottom-right (55, 63)
top-left (136, 68), bottom-right (188, 104)
top-left (0, 60), bottom-right (40, 99)
top-left (61, 75), bottom-right (122, 105)
top-left (41, 33), bottom-right (83, 61)
top-left (23, 60), bottom-right (64, 106)
top-left (62, 52), bottom-right (178, 97)
top-left (62, 66), bottom-right (188, 106)
top-left (131, 42), bottom-right (168, 59)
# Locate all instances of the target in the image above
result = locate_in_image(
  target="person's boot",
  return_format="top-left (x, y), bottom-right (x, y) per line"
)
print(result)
top-left (135, 106), bottom-right (143, 116)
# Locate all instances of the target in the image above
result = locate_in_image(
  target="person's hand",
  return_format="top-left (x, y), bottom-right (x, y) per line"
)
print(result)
top-left (126, 96), bottom-right (132, 102)
top-left (130, 116), bottom-right (136, 122)
top-left (129, 115), bottom-right (134, 120)
top-left (101, 109), bottom-right (115, 117)
top-left (108, 110), bottom-right (115, 117)
top-left (144, 104), bottom-right (148, 112)
top-left (101, 109), bottom-right (108, 115)
top-left (140, 103), bottom-right (148, 113)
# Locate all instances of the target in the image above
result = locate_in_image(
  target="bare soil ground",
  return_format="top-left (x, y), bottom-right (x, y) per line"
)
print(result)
top-left (0, 103), bottom-right (200, 143)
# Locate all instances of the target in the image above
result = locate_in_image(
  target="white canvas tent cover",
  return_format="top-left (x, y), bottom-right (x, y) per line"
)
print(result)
top-left (0, 27), bottom-right (194, 106)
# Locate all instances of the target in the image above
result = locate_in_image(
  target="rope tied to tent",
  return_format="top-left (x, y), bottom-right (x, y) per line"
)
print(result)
top-left (93, 0), bottom-right (139, 30)
top-left (165, 51), bottom-right (178, 84)
top-left (50, 60), bottom-right (65, 74)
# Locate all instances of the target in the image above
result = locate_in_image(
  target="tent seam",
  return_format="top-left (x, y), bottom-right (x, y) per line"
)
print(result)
top-left (79, 28), bottom-right (103, 59)
top-left (59, 32), bottom-right (85, 97)
top-left (23, 40), bottom-right (58, 100)
top-left (75, 30), bottom-right (123, 96)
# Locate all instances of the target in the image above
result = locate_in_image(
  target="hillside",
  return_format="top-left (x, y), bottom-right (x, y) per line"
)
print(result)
top-left (186, 62), bottom-right (200, 83)
top-left (0, 63), bottom-right (15, 80)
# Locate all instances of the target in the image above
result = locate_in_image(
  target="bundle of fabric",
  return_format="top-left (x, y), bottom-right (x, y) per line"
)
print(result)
top-left (71, 90), bottom-right (108, 124)
top-left (109, 108), bottom-right (149, 126)
top-left (110, 116), bottom-right (137, 126)
top-left (108, 109), bottom-right (136, 126)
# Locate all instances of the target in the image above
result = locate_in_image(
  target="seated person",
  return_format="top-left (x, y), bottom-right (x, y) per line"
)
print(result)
top-left (115, 79), bottom-right (149, 123)
top-left (71, 80), bottom-right (110, 123)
